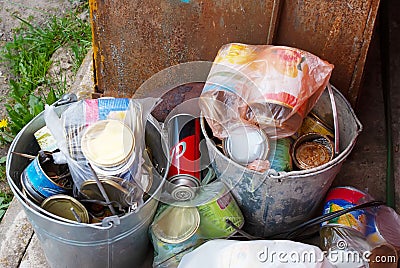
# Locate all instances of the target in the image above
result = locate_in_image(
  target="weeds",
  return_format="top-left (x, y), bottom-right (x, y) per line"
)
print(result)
top-left (1, 11), bottom-right (91, 138)
top-left (0, 3), bottom-right (92, 210)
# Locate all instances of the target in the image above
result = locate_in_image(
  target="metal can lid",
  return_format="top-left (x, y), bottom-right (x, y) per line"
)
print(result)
top-left (81, 119), bottom-right (135, 167)
top-left (41, 194), bottom-right (89, 223)
top-left (152, 206), bottom-right (200, 244)
top-left (80, 177), bottom-right (139, 208)
top-left (223, 124), bottom-right (269, 165)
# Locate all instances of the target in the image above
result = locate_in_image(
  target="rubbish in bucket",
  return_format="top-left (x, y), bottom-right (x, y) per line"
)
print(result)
top-left (167, 114), bottom-right (202, 201)
top-left (196, 181), bottom-right (244, 239)
top-left (221, 123), bottom-right (270, 171)
top-left (7, 98), bottom-right (167, 267)
top-left (267, 137), bottom-right (293, 172)
top-left (293, 112), bottom-right (334, 140)
top-left (41, 194), bottom-right (90, 223)
top-left (200, 85), bottom-right (362, 237)
top-left (20, 150), bottom-right (72, 202)
top-left (200, 43), bottom-right (334, 139)
top-left (149, 204), bottom-right (203, 267)
top-left (292, 133), bottom-right (334, 170)
top-left (80, 119), bottom-right (136, 181)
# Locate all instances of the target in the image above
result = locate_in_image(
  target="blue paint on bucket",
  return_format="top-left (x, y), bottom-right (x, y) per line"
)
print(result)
top-left (180, 0), bottom-right (190, 3)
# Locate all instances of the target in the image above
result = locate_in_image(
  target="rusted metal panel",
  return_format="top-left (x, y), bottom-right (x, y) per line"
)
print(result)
top-left (274, 0), bottom-right (380, 107)
top-left (89, 0), bottom-right (282, 97)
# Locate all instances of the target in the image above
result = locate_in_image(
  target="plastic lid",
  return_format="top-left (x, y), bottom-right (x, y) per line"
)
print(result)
top-left (223, 124), bottom-right (269, 165)
top-left (81, 120), bottom-right (135, 167)
top-left (152, 206), bottom-right (200, 244)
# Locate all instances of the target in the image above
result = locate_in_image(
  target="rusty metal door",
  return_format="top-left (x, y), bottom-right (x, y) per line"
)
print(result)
top-left (275, 0), bottom-right (380, 107)
top-left (89, 0), bottom-right (281, 98)
top-left (90, 0), bottom-right (380, 106)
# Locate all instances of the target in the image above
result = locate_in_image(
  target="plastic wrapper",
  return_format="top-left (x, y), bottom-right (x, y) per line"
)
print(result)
top-left (44, 97), bottom-right (160, 208)
top-left (178, 239), bottom-right (334, 268)
top-left (320, 226), bottom-right (371, 268)
top-left (200, 43), bottom-right (334, 139)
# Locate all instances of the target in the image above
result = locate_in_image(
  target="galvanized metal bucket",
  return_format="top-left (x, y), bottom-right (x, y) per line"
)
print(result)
top-left (6, 104), bottom-right (169, 268)
top-left (201, 85), bottom-right (362, 237)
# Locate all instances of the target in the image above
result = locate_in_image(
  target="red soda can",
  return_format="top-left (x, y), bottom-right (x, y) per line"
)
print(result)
top-left (167, 114), bottom-right (201, 201)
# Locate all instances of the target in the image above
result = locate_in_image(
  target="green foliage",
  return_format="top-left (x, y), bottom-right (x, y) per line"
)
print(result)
top-left (0, 6), bottom-right (92, 140)
top-left (0, 190), bottom-right (12, 220)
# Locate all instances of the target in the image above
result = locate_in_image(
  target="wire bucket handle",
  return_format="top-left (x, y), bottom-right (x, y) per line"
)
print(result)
top-left (327, 83), bottom-right (340, 156)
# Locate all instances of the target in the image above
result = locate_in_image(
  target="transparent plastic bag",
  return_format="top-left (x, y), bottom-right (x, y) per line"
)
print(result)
top-left (200, 43), bottom-right (334, 139)
top-left (44, 97), bottom-right (160, 206)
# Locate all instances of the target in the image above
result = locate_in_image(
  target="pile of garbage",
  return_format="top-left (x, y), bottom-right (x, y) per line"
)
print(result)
top-left (11, 43), bottom-right (400, 268)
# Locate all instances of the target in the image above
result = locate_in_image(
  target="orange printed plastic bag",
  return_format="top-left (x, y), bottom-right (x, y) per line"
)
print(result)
top-left (200, 43), bottom-right (334, 139)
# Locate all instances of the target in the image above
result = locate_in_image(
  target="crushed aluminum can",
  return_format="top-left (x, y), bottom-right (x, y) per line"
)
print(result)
top-left (321, 186), bottom-right (371, 235)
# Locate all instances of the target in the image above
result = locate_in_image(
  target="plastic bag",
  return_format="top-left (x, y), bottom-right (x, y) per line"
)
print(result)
top-left (44, 97), bottom-right (160, 206)
top-left (200, 43), bottom-right (334, 139)
top-left (178, 239), bottom-right (334, 268)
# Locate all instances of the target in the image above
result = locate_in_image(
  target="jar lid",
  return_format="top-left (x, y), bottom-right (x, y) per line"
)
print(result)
top-left (81, 120), bottom-right (135, 167)
top-left (151, 206), bottom-right (200, 244)
top-left (41, 194), bottom-right (89, 223)
top-left (223, 124), bottom-right (269, 165)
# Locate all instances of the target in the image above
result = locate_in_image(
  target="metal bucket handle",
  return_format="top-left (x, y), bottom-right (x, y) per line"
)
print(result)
top-left (327, 83), bottom-right (340, 156)
top-left (267, 84), bottom-right (361, 180)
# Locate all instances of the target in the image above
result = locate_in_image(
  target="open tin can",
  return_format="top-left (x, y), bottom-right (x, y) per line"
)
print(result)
top-left (20, 152), bottom-right (72, 203)
top-left (292, 132), bottom-right (334, 170)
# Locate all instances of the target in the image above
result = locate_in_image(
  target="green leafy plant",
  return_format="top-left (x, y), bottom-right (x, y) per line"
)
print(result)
top-left (0, 7), bottom-right (91, 140)
top-left (0, 183), bottom-right (12, 219)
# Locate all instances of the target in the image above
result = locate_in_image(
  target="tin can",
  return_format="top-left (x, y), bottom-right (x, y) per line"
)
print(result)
top-left (34, 126), bottom-right (58, 152)
top-left (20, 172), bottom-right (45, 204)
top-left (294, 112), bottom-right (334, 139)
top-left (268, 137), bottom-right (293, 172)
top-left (196, 182), bottom-right (244, 239)
top-left (21, 153), bottom-right (72, 200)
top-left (167, 114), bottom-right (202, 201)
top-left (322, 186), bottom-right (371, 235)
top-left (365, 205), bottom-right (400, 248)
top-left (292, 133), bottom-right (334, 170)
top-left (41, 194), bottom-right (89, 223)
top-left (222, 123), bottom-right (269, 165)
top-left (149, 204), bottom-right (202, 266)
top-left (81, 119), bottom-right (136, 180)
top-left (80, 176), bottom-right (141, 209)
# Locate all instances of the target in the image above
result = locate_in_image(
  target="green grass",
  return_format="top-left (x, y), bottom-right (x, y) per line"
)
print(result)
top-left (0, 2), bottom-right (92, 214)
top-left (0, 191), bottom-right (12, 220)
